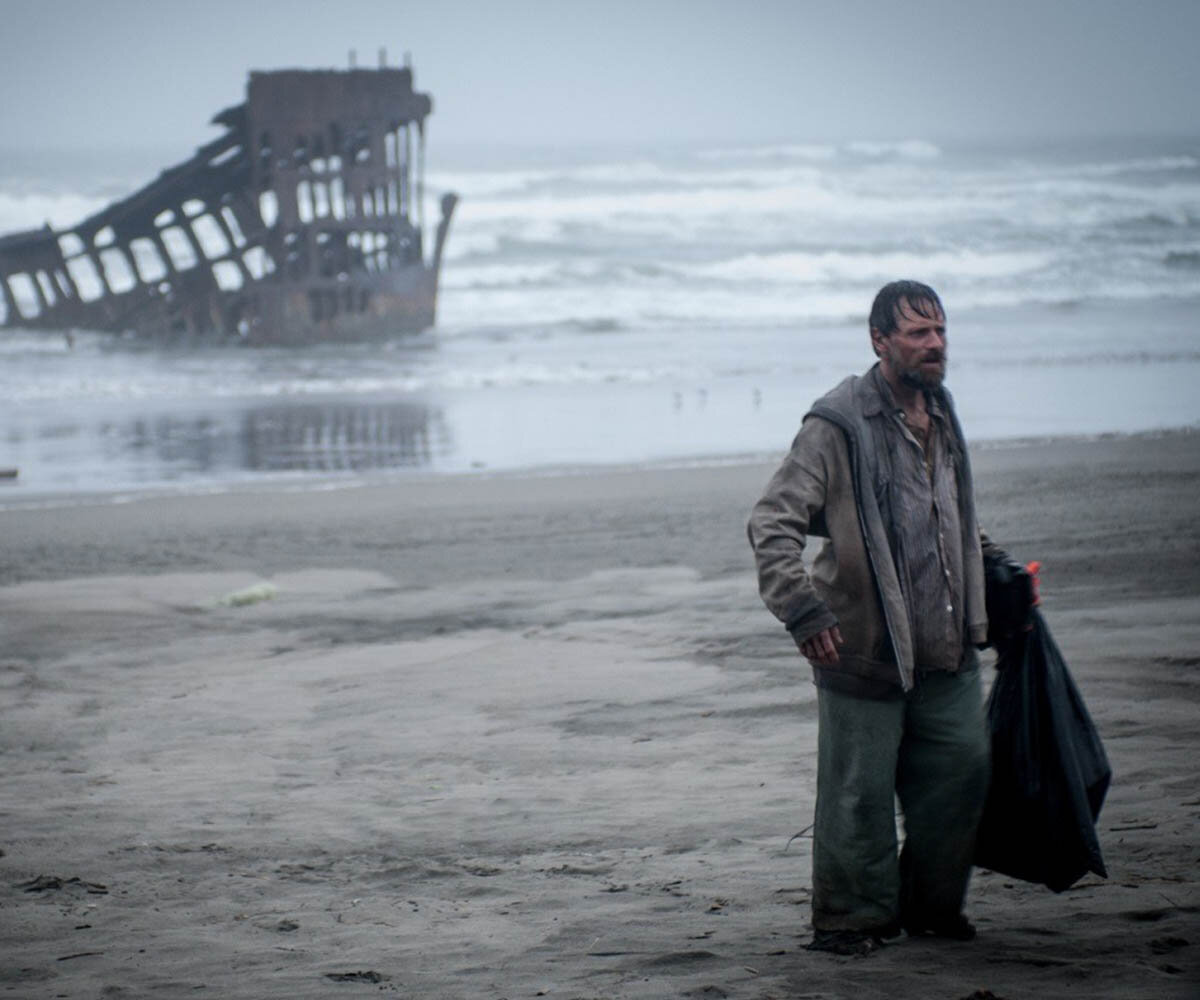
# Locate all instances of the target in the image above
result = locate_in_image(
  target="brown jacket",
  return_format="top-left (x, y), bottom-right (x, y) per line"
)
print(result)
top-left (747, 366), bottom-right (989, 697)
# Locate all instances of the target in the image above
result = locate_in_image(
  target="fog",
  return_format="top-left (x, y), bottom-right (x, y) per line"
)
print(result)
top-left (1, 0), bottom-right (1197, 165)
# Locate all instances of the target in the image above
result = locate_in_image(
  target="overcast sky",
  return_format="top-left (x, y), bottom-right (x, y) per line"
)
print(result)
top-left (1, 0), bottom-right (1197, 161)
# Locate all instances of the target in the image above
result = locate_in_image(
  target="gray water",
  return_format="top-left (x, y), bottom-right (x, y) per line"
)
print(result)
top-left (2, 136), bottom-right (1198, 502)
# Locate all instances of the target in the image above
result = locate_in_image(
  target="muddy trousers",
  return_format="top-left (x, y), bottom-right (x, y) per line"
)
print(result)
top-left (811, 667), bottom-right (990, 932)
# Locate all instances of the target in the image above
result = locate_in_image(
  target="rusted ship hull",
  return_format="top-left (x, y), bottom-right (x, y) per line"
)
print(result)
top-left (0, 66), bottom-right (456, 345)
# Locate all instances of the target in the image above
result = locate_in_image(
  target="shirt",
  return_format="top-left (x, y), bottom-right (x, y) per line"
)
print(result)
top-left (872, 368), bottom-right (966, 672)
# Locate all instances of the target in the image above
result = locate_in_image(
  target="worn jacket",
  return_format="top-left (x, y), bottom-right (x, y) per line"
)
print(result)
top-left (747, 365), bottom-right (989, 696)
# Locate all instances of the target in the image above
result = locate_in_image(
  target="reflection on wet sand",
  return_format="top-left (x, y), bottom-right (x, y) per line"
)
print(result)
top-left (236, 400), bottom-right (449, 473)
top-left (12, 398), bottom-right (452, 492)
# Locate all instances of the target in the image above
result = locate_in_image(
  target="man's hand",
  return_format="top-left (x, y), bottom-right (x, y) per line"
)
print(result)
top-left (800, 625), bottom-right (844, 665)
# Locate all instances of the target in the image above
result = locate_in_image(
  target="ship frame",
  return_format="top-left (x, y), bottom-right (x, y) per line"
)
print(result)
top-left (0, 64), bottom-right (457, 345)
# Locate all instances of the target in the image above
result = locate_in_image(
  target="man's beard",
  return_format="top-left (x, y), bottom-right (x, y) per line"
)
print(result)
top-left (899, 364), bottom-right (945, 390)
top-left (895, 353), bottom-right (947, 390)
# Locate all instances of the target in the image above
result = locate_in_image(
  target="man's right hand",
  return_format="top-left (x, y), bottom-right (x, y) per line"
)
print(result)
top-left (799, 625), bottom-right (843, 665)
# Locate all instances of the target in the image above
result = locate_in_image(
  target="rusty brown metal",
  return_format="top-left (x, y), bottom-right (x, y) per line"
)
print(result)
top-left (0, 66), bottom-right (457, 344)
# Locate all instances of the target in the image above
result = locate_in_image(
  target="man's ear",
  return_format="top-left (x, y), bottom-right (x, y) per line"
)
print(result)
top-left (869, 327), bottom-right (886, 359)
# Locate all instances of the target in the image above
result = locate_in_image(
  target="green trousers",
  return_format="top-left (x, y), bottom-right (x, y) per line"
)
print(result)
top-left (812, 666), bottom-right (990, 932)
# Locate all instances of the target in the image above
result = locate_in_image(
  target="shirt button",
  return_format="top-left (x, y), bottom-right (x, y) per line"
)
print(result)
top-left (946, 604), bottom-right (954, 613)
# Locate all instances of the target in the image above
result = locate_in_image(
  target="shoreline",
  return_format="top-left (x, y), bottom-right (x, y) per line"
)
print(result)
top-left (5, 293), bottom-right (1200, 501)
top-left (3, 429), bottom-right (1199, 604)
top-left (1, 423), bottom-right (1196, 516)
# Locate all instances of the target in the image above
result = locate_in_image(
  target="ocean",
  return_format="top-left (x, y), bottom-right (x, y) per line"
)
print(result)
top-left (1, 135), bottom-right (1198, 504)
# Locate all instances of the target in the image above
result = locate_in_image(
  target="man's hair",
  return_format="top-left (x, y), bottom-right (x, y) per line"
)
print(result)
top-left (868, 280), bottom-right (944, 337)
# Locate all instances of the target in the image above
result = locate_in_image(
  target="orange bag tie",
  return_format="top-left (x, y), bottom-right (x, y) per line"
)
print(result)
top-left (1026, 561), bottom-right (1042, 606)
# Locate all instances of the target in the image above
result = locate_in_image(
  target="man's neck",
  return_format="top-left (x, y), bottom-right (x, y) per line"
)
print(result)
top-left (879, 365), bottom-right (928, 417)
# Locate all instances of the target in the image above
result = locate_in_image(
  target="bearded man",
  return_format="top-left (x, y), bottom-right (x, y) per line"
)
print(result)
top-left (748, 279), bottom-right (1010, 954)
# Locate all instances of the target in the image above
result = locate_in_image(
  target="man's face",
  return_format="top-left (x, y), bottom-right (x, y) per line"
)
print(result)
top-left (872, 298), bottom-right (947, 390)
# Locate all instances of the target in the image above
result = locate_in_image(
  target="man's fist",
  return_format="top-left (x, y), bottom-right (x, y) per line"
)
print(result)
top-left (799, 625), bottom-right (844, 665)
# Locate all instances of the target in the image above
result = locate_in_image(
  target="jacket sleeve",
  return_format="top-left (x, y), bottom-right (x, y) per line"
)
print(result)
top-left (747, 417), bottom-right (840, 645)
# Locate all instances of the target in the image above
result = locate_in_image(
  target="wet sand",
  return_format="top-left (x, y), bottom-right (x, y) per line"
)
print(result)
top-left (1, 431), bottom-right (1198, 998)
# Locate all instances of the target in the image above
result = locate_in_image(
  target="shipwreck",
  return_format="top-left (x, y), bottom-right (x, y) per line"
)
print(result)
top-left (0, 64), bottom-right (457, 345)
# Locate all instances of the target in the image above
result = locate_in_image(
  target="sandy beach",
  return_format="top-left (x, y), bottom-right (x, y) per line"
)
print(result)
top-left (1, 430), bottom-right (1198, 999)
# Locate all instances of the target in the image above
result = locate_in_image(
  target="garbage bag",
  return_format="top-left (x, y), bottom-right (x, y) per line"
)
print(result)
top-left (983, 552), bottom-right (1037, 648)
top-left (974, 609), bottom-right (1111, 892)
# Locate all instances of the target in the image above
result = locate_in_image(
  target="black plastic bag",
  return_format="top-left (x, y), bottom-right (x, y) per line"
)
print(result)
top-left (974, 609), bottom-right (1111, 892)
top-left (983, 553), bottom-right (1037, 648)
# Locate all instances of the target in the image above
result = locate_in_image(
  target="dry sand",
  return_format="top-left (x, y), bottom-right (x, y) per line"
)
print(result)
top-left (1, 431), bottom-right (1198, 999)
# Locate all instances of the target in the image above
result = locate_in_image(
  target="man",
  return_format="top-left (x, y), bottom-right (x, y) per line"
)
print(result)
top-left (748, 280), bottom-right (1010, 955)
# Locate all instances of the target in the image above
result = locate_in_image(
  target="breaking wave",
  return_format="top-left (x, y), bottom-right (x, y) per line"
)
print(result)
top-left (845, 139), bottom-right (942, 160)
top-left (0, 190), bottom-right (109, 233)
top-left (686, 249), bottom-right (1054, 284)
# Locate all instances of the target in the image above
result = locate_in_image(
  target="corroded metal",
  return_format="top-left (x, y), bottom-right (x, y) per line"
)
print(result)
top-left (0, 66), bottom-right (457, 344)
